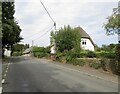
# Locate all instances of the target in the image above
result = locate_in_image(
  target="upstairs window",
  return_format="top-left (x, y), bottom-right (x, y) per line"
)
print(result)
top-left (82, 40), bottom-right (86, 45)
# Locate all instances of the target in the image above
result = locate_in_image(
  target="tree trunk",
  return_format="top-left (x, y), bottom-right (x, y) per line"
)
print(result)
top-left (10, 44), bottom-right (13, 56)
top-left (2, 46), bottom-right (5, 58)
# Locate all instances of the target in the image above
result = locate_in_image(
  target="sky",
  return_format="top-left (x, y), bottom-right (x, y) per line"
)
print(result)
top-left (14, 0), bottom-right (119, 47)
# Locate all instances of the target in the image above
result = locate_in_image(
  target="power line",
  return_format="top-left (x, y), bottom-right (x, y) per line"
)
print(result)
top-left (24, 25), bottom-right (53, 40)
top-left (40, 0), bottom-right (55, 23)
top-left (24, 26), bottom-right (54, 46)
top-left (40, 0), bottom-right (56, 30)
top-left (33, 25), bottom-right (54, 41)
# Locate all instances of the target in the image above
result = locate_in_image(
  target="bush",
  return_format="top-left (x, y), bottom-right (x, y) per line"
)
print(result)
top-left (34, 52), bottom-right (48, 58)
top-left (12, 52), bottom-right (21, 56)
top-left (100, 58), bottom-right (108, 71)
top-left (115, 44), bottom-right (120, 61)
top-left (89, 62), bottom-right (101, 69)
top-left (96, 51), bottom-right (116, 59)
top-left (86, 51), bottom-right (97, 58)
top-left (88, 59), bottom-right (101, 69)
top-left (79, 51), bottom-right (87, 58)
top-left (67, 58), bottom-right (85, 66)
top-left (32, 46), bottom-right (51, 58)
top-left (100, 58), bottom-right (119, 75)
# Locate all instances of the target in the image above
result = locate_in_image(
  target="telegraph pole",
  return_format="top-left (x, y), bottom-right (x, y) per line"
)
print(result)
top-left (32, 40), bottom-right (34, 47)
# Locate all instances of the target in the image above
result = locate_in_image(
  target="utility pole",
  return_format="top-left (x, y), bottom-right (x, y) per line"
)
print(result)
top-left (32, 40), bottom-right (34, 47)
top-left (54, 22), bottom-right (56, 31)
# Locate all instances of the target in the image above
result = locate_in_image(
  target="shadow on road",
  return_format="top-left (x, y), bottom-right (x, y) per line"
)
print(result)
top-left (8, 56), bottom-right (33, 63)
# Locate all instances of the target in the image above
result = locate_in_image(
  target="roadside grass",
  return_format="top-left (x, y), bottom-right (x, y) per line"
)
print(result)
top-left (2, 57), bottom-right (9, 64)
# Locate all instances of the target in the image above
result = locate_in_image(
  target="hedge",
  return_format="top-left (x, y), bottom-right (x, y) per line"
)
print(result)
top-left (79, 51), bottom-right (116, 59)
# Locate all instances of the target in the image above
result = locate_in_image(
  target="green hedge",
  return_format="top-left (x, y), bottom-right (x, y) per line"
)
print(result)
top-left (12, 52), bottom-right (22, 56)
top-left (66, 58), bottom-right (85, 66)
top-left (79, 51), bottom-right (116, 59)
top-left (96, 51), bottom-right (116, 59)
top-left (32, 46), bottom-right (50, 58)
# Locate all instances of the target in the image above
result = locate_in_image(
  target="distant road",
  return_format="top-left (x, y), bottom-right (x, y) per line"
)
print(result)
top-left (2, 56), bottom-right (118, 92)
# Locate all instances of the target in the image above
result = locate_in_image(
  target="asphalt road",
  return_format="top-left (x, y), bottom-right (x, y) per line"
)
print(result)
top-left (2, 56), bottom-right (118, 92)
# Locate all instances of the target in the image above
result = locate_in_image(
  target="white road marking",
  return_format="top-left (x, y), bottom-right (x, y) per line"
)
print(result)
top-left (0, 87), bottom-right (2, 94)
top-left (4, 74), bottom-right (7, 77)
top-left (2, 79), bottom-right (5, 84)
top-left (5, 70), bottom-right (8, 73)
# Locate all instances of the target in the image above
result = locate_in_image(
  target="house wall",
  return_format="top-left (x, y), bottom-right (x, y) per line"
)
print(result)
top-left (81, 38), bottom-right (94, 51)
top-left (4, 49), bottom-right (11, 56)
top-left (50, 46), bottom-right (56, 54)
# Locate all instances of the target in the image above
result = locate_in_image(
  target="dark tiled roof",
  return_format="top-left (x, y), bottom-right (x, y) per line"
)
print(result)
top-left (77, 27), bottom-right (95, 46)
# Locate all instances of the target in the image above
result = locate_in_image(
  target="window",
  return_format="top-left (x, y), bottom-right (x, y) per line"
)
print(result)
top-left (82, 40), bottom-right (86, 45)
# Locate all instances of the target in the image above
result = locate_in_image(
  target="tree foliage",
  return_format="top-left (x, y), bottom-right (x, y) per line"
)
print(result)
top-left (13, 44), bottom-right (29, 52)
top-left (104, 4), bottom-right (120, 35)
top-left (2, 1), bottom-right (23, 56)
top-left (51, 25), bottom-right (81, 53)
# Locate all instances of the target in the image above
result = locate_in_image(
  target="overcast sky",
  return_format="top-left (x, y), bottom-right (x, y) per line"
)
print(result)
top-left (14, 0), bottom-right (119, 47)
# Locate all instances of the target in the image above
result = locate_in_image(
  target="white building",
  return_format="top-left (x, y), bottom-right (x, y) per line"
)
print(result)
top-left (4, 48), bottom-right (11, 56)
top-left (78, 27), bottom-right (95, 51)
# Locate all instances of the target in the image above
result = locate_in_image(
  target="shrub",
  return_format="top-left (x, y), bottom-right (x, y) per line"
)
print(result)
top-left (67, 58), bottom-right (85, 66)
top-left (34, 52), bottom-right (48, 58)
top-left (12, 52), bottom-right (21, 56)
top-left (86, 51), bottom-right (97, 58)
top-left (115, 44), bottom-right (120, 61)
top-left (100, 58), bottom-right (108, 71)
top-left (32, 46), bottom-right (51, 58)
top-left (89, 62), bottom-right (101, 69)
top-left (79, 52), bottom-right (87, 58)
top-left (100, 58), bottom-right (119, 74)
top-left (97, 51), bottom-right (116, 59)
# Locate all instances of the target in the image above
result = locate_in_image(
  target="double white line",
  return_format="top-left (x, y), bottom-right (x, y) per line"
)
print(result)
top-left (0, 63), bottom-right (10, 94)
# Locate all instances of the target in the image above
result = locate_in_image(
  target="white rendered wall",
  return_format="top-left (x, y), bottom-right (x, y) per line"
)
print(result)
top-left (4, 49), bottom-right (11, 56)
top-left (50, 46), bottom-right (56, 54)
top-left (81, 38), bottom-right (94, 51)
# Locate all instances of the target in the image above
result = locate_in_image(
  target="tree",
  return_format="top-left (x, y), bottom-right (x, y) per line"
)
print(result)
top-left (0, 2), bottom-right (2, 58)
top-left (0, 2), bottom-right (2, 38)
top-left (104, 1), bottom-right (120, 42)
top-left (51, 25), bottom-right (81, 53)
top-left (104, 1), bottom-right (120, 74)
top-left (2, 1), bottom-right (23, 56)
top-left (13, 43), bottom-right (29, 52)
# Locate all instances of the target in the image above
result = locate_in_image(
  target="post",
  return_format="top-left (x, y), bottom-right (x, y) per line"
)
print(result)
top-left (32, 40), bottom-right (34, 47)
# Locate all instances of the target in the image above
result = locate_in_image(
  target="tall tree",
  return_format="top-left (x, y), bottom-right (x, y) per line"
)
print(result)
top-left (0, 2), bottom-right (2, 58)
top-left (2, 1), bottom-right (23, 56)
top-left (0, 2), bottom-right (2, 41)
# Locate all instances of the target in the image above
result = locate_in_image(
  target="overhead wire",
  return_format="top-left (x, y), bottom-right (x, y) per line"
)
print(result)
top-left (24, 25), bottom-right (53, 40)
top-left (24, 0), bottom-right (57, 45)
top-left (40, 0), bottom-right (55, 24)
top-left (33, 25), bottom-right (54, 41)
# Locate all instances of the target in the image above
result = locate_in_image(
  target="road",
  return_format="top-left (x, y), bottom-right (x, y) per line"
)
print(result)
top-left (2, 56), bottom-right (118, 92)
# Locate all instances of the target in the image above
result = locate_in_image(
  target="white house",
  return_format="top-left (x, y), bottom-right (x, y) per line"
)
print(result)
top-left (4, 48), bottom-right (11, 56)
top-left (50, 26), bottom-right (95, 53)
top-left (78, 27), bottom-right (95, 51)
